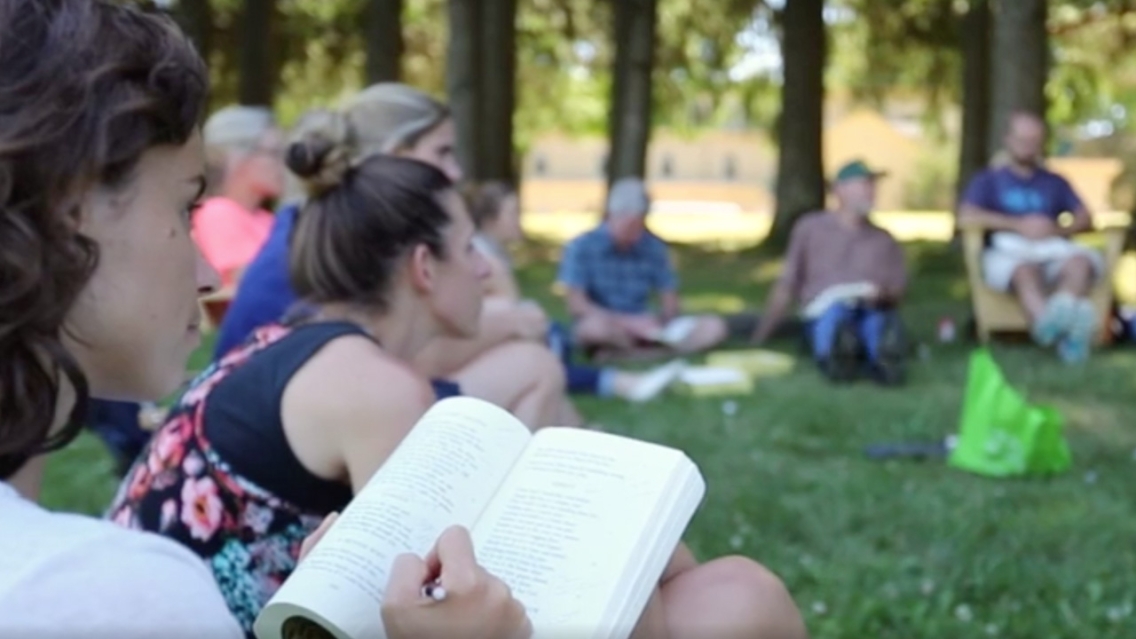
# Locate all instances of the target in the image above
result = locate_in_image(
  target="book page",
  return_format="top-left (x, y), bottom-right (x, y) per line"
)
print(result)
top-left (255, 398), bottom-right (530, 639)
top-left (469, 428), bottom-right (703, 639)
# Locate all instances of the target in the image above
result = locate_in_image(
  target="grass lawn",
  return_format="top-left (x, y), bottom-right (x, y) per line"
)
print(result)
top-left (40, 235), bottom-right (1136, 639)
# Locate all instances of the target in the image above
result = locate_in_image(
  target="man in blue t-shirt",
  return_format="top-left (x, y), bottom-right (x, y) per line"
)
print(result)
top-left (556, 177), bottom-right (727, 359)
top-left (959, 111), bottom-right (1104, 363)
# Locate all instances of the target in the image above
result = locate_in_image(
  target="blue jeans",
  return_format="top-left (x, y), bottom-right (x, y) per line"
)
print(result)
top-left (430, 379), bottom-right (462, 401)
top-left (809, 304), bottom-right (895, 363)
top-left (547, 321), bottom-right (615, 396)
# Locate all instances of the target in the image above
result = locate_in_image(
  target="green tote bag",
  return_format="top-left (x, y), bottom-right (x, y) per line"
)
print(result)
top-left (948, 349), bottom-right (1072, 478)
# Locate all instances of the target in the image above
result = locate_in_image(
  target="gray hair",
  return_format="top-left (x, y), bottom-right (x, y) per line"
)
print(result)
top-left (202, 105), bottom-right (277, 193)
top-left (606, 177), bottom-right (651, 218)
top-left (203, 105), bottom-right (276, 151)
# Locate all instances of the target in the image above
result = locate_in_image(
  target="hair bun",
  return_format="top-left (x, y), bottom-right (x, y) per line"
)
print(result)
top-left (284, 109), bottom-right (353, 196)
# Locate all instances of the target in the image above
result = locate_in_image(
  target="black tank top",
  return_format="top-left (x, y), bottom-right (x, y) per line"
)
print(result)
top-left (107, 320), bottom-right (379, 633)
top-left (203, 320), bottom-right (374, 512)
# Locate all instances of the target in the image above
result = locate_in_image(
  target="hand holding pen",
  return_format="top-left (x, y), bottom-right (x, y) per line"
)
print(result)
top-left (382, 526), bottom-right (532, 639)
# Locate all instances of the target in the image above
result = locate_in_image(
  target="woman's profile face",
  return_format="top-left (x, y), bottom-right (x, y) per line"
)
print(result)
top-left (424, 190), bottom-right (489, 337)
top-left (399, 118), bottom-right (463, 183)
top-left (65, 131), bottom-right (220, 401)
top-left (492, 193), bottom-right (524, 243)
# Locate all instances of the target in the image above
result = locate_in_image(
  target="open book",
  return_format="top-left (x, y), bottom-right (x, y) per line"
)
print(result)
top-left (988, 231), bottom-right (1084, 263)
top-left (674, 366), bottom-right (754, 397)
top-left (645, 316), bottom-right (699, 346)
top-left (254, 397), bottom-right (706, 639)
top-left (801, 281), bottom-right (878, 319)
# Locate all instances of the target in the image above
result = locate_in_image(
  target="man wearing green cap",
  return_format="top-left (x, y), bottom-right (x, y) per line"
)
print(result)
top-left (751, 159), bottom-right (908, 385)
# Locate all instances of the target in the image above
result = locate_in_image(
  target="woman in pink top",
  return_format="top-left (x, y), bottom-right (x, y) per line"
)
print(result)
top-left (193, 105), bottom-right (286, 286)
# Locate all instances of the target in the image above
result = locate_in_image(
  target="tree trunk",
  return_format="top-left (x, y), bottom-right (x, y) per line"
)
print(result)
top-left (175, 0), bottom-right (214, 66)
top-left (987, 0), bottom-right (1048, 150)
top-left (767, 0), bottom-right (826, 249)
top-left (446, 0), bottom-right (483, 179)
top-left (956, 0), bottom-right (991, 202)
top-left (478, 0), bottom-right (518, 182)
top-left (237, 0), bottom-right (275, 106)
top-left (364, 0), bottom-right (403, 84)
top-left (606, 0), bottom-right (658, 184)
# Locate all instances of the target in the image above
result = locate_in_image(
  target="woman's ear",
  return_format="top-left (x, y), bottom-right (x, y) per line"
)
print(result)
top-left (406, 244), bottom-right (435, 295)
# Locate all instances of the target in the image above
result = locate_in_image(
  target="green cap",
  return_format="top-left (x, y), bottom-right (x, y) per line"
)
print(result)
top-left (834, 159), bottom-right (887, 183)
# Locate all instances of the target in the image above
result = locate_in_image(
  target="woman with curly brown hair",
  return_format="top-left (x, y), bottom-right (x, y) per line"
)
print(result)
top-left (0, 1), bottom-right (238, 634)
top-left (0, 2), bottom-right (529, 638)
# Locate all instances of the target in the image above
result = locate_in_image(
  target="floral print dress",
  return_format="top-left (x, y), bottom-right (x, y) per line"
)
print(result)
top-left (106, 323), bottom-right (358, 633)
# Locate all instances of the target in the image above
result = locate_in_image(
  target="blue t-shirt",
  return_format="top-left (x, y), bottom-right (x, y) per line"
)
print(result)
top-left (556, 225), bottom-right (677, 315)
top-left (961, 166), bottom-right (1083, 219)
top-left (213, 204), bottom-right (301, 359)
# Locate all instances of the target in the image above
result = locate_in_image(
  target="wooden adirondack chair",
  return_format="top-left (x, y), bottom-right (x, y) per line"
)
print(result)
top-left (959, 216), bottom-right (1128, 345)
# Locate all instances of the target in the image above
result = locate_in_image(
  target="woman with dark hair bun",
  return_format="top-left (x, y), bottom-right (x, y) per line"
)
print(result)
top-left (0, 2), bottom-right (529, 638)
top-left (107, 107), bottom-right (534, 634)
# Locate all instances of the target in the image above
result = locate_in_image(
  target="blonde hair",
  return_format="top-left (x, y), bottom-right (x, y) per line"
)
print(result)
top-left (286, 83), bottom-right (450, 197)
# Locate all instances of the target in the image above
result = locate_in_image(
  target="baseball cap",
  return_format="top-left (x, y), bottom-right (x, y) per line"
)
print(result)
top-left (606, 177), bottom-right (651, 217)
top-left (833, 160), bottom-right (887, 183)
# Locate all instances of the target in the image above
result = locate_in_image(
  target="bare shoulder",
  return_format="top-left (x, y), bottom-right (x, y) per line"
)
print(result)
top-left (293, 334), bottom-right (433, 407)
top-left (280, 332), bottom-right (437, 484)
top-left (283, 334), bottom-right (435, 431)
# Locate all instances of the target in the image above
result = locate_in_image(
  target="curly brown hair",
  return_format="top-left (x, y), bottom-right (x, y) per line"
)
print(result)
top-left (0, 0), bottom-right (208, 478)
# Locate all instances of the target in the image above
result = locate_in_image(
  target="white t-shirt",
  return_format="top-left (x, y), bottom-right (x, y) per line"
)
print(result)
top-left (0, 481), bottom-right (243, 639)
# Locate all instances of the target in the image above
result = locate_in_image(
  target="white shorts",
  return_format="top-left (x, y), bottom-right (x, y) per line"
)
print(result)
top-left (982, 239), bottom-right (1104, 292)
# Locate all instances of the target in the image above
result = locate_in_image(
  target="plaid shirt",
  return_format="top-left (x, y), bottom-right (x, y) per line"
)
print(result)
top-left (556, 225), bottom-right (677, 314)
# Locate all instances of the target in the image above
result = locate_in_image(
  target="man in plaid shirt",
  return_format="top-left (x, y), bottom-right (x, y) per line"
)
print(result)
top-left (557, 177), bottom-right (727, 359)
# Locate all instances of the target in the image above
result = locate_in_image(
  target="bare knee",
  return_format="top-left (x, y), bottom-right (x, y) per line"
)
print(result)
top-left (658, 555), bottom-right (808, 639)
top-left (573, 312), bottom-right (624, 347)
top-left (511, 343), bottom-right (567, 428)
top-left (694, 556), bottom-right (808, 639)
top-left (679, 316), bottom-right (728, 353)
top-left (498, 341), bottom-right (566, 391)
top-left (1010, 263), bottom-right (1044, 289)
top-left (1060, 254), bottom-right (1095, 284)
top-left (705, 556), bottom-right (793, 602)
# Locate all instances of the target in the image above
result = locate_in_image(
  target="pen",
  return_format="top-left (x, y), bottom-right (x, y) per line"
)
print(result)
top-left (421, 579), bottom-right (446, 602)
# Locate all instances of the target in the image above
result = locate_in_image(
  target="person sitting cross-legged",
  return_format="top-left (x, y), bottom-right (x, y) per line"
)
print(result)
top-left (557, 177), bottom-right (728, 361)
top-left (751, 160), bottom-right (908, 386)
top-left (958, 111), bottom-right (1105, 364)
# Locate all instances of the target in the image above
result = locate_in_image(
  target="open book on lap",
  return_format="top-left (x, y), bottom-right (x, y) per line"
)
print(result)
top-left (801, 281), bottom-right (878, 319)
top-left (989, 232), bottom-right (1082, 263)
top-left (644, 316), bottom-right (699, 346)
top-left (254, 398), bottom-right (706, 639)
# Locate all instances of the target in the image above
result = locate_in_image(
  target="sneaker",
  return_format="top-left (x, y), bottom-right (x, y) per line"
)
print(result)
top-left (1057, 299), bottom-right (1097, 364)
top-left (1032, 292), bottom-right (1077, 347)
top-left (625, 359), bottom-right (687, 403)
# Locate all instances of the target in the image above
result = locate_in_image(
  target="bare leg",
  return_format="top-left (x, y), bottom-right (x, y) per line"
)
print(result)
top-left (632, 546), bottom-right (807, 639)
top-left (574, 311), bottom-right (638, 352)
top-left (1055, 253), bottom-right (1095, 298)
top-left (553, 396), bottom-right (586, 428)
top-left (1009, 263), bottom-right (1048, 322)
top-left (672, 315), bottom-right (729, 355)
top-left (449, 341), bottom-right (567, 430)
